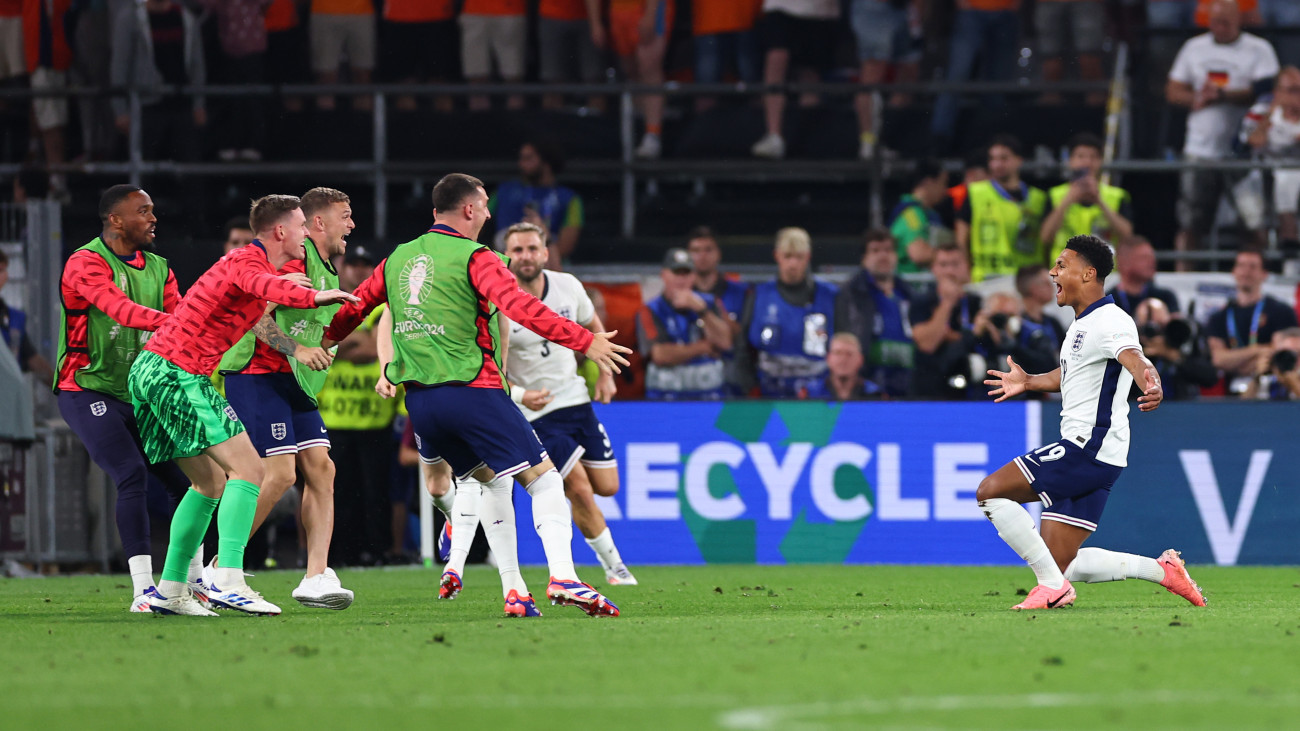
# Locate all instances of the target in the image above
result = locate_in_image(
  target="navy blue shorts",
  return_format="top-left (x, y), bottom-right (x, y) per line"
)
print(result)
top-left (57, 389), bottom-right (190, 492)
top-left (406, 385), bottom-right (549, 481)
top-left (530, 403), bottom-right (617, 478)
top-left (1013, 438), bottom-right (1122, 532)
top-left (224, 372), bottom-right (329, 458)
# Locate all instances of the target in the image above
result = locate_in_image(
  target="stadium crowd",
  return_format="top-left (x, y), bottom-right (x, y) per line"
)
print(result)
top-left (632, 158), bottom-right (1299, 405)
top-left (4, 1), bottom-right (1300, 262)
top-left (3, 1), bottom-right (1298, 164)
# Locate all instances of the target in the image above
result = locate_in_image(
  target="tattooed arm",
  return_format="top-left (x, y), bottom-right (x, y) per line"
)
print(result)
top-left (252, 304), bottom-right (333, 371)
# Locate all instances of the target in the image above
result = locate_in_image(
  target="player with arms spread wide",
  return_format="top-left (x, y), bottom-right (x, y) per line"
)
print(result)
top-left (128, 195), bottom-right (358, 616)
top-left (328, 173), bottom-right (631, 618)
top-left (432, 222), bottom-right (636, 599)
top-left (405, 223), bottom-right (637, 599)
top-left (980, 234), bottom-right (1207, 610)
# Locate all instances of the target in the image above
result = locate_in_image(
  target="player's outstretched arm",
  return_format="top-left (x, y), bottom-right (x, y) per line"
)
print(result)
top-left (374, 306), bottom-right (396, 398)
top-left (470, 249), bottom-right (601, 354)
top-left (1118, 348), bottom-right (1163, 412)
top-left (236, 265), bottom-right (321, 310)
top-left (325, 260), bottom-right (389, 348)
top-left (985, 355), bottom-right (1061, 401)
top-left (314, 288), bottom-right (362, 307)
top-left (64, 252), bottom-right (170, 331)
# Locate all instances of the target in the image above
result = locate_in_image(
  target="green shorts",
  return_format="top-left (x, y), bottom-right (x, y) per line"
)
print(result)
top-left (128, 350), bottom-right (246, 464)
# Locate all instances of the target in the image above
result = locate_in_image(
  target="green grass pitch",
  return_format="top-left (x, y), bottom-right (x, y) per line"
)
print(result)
top-left (4, 564), bottom-right (1300, 729)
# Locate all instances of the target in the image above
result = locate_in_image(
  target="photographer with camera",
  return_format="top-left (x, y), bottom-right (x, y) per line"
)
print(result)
top-left (970, 290), bottom-right (1061, 400)
top-left (1135, 298), bottom-right (1219, 400)
top-left (971, 293), bottom-right (1025, 391)
top-left (1244, 328), bottom-right (1300, 400)
top-left (908, 242), bottom-right (983, 399)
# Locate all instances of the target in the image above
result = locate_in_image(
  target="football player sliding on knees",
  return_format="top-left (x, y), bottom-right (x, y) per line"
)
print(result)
top-left (978, 235), bottom-right (1206, 612)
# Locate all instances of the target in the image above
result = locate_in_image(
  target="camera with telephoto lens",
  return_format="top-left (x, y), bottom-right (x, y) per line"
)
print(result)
top-left (988, 313), bottom-right (1021, 341)
top-left (1139, 317), bottom-right (1196, 351)
top-left (1270, 349), bottom-right (1298, 374)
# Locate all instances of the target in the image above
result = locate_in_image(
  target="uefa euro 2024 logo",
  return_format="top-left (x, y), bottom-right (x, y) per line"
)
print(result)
top-left (400, 255), bottom-right (434, 305)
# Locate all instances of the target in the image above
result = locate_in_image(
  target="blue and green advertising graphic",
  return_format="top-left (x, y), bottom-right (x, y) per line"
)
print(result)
top-left (513, 401), bottom-right (1038, 566)
top-left (508, 401), bottom-right (1300, 566)
top-left (1050, 402), bottom-right (1300, 567)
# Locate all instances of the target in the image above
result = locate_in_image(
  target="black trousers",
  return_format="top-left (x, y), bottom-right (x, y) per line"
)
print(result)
top-left (329, 428), bottom-right (395, 566)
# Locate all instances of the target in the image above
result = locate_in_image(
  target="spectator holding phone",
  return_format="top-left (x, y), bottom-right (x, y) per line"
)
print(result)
top-left (1241, 66), bottom-right (1300, 244)
top-left (1039, 132), bottom-right (1134, 262)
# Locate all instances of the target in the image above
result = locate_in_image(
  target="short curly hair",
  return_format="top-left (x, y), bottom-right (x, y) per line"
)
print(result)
top-left (1065, 234), bottom-right (1114, 280)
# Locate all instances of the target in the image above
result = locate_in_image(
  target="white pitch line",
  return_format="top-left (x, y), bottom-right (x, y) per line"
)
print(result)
top-left (718, 690), bottom-right (1300, 730)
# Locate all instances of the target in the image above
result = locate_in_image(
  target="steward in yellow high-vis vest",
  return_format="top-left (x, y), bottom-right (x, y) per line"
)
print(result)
top-left (1039, 132), bottom-right (1134, 262)
top-left (961, 180), bottom-right (1047, 282)
top-left (955, 135), bottom-right (1048, 283)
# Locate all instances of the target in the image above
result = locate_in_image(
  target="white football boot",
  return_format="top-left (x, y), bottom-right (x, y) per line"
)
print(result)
top-left (147, 586), bottom-right (218, 617)
top-left (292, 567), bottom-right (354, 610)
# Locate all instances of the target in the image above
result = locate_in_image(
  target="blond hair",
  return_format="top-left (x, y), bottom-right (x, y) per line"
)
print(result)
top-left (830, 332), bottom-right (862, 352)
top-left (503, 222), bottom-right (547, 245)
top-left (775, 227), bottom-right (811, 255)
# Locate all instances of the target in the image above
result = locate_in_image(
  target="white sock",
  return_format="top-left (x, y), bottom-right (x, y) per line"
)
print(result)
top-left (446, 478), bottom-right (481, 577)
top-left (432, 484), bottom-right (455, 519)
top-left (524, 469), bottom-right (577, 581)
top-left (187, 544), bottom-right (203, 584)
top-left (127, 554), bottom-right (154, 596)
top-left (215, 566), bottom-right (245, 590)
top-left (1065, 547), bottom-right (1165, 584)
top-left (980, 498), bottom-right (1065, 590)
top-left (158, 578), bottom-right (186, 599)
top-left (584, 527), bottom-right (624, 574)
top-left (478, 475), bottom-right (527, 598)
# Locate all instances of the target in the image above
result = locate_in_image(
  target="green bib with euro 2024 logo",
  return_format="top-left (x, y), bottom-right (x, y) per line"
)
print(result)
top-left (216, 238), bottom-right (339, 405)
top-left (56, 237), bottom-right (168, 402)
top-left (383, 228), bottom-right (508, 389)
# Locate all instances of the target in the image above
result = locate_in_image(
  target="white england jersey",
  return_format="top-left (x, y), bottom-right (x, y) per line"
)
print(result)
top-left (504, 270), bottom-right (594, 422)
top-left (1058, 296), bottom-right (1142, 467)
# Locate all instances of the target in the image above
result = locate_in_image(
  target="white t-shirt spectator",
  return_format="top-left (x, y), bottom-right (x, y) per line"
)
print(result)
top-left (763, 0), bottom-right (839, 20)
top-left (1170, 32), bottom-right (1279, 159)
top-left (1239, 97), bottom-right (1300, 159)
